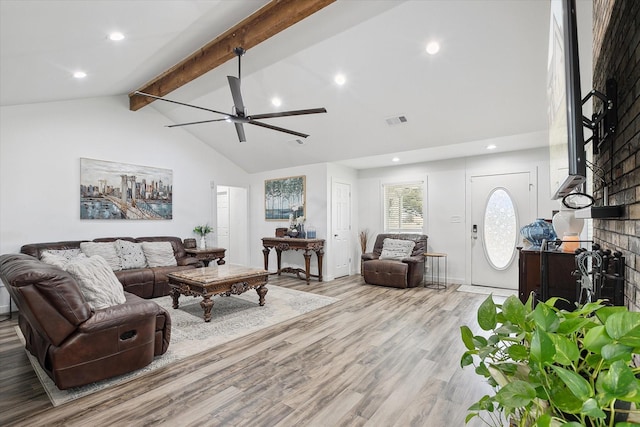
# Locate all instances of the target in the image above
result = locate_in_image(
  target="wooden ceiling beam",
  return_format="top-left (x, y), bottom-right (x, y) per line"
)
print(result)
top-left (129, 0), bottom-right (336, 111)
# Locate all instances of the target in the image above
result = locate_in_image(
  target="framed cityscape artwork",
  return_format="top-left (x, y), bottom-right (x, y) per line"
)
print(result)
top-left (264, 175), bottom-right (306, 221)
top-left (80, 158), bottom-right (173, 220)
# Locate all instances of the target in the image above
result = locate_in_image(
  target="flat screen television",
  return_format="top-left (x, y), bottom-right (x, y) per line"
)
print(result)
top-left (548, 0), bottom-right (586, 200)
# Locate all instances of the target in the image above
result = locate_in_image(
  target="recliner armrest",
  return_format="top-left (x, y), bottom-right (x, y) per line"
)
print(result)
top-left (401, 255), bottom-right (424, 264)
top-left (361, 253), bottom-right (379, 261)
top-left (79, 294), bottom-right (163, 333)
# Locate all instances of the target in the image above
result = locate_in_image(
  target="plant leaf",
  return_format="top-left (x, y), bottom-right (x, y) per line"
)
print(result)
top-left (605, 312), bottom-right (640, 347)
top-left (507, 343), bottom-right (529, 361)
top-left (580, 398), bottom-right (606, 418)
top-left (584, 325), bottom-right (612, 354)
top-left (550, 333), bottom-right (580, 365)
top-left (532, 302), bottom-right (560, 332)
top-left (555, 317), bottom-right (593, 335)
top-left (596, 359), bottom-right (638, 398)
top-left (531, 328), bottom-right (555, 364)
top-left (502, 295), bottom-right (526, 326)
top-left (460, 325), bottom-right (475, 350)
top-left (601, 343), bottom-right (634, 363)
top-left (460, 351), bottom-right (474, 367)
top-left (550, 365), bottom-right (592, 400)
top-left (477, 295), bottom-right (497, 331)
top-left (494, 380), bottom-right (536, 408)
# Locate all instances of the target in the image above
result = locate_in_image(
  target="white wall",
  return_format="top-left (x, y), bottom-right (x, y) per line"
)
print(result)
top-left (0, 95), bottom-right (249, 313)
top-left (357, 146), bottom-right (560, 284)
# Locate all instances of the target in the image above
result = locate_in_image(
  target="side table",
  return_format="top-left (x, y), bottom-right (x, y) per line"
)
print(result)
top-left (184, 247), bottom-right (226, 267)
top-left (423, 252), bottom-right (447, 289)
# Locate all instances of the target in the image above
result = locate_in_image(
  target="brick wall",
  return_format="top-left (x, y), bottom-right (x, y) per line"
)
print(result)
top-left (592, 0), bottom-right (640, 311)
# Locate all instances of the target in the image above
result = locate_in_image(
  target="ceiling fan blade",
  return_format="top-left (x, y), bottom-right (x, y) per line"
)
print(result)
top-left (250, 108), bottom-right (327, 120)
top-left (134, 91), bottom-right (230, 117)
top-left (227, 76), bottom-right (245, 114)
top-left (248, 120), bottom-right (309, 138)
top-left (166, 118), bottom-right (229, 128)
top-left (234, 123), bottom-right (247, 142)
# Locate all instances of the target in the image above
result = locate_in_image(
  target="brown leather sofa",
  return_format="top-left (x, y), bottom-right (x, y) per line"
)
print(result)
top-left (0, 253), bottom-right (171, 389)
top-left (20, 236), bottom-right (201, 298)
top-left (361, 233), bottom-right (428, 288)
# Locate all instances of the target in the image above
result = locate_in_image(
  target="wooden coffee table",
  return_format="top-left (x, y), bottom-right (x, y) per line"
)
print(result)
top-left (166, 265), bottom-right (269, 322)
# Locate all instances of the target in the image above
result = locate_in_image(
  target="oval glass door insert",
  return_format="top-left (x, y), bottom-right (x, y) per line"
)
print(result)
top-left (483, 188), bottom-right (518, 270)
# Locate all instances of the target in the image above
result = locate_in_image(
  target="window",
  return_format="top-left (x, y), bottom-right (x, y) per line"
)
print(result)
top-left (383, 182), bottom-right (424, 232)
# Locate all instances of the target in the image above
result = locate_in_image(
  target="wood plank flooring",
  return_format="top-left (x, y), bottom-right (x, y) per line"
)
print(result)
top-left (0, 275), bottom-right (497, 427)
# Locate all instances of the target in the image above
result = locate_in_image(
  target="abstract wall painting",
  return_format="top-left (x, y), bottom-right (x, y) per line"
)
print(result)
top-left (264, 175), bottom-right (306, 221)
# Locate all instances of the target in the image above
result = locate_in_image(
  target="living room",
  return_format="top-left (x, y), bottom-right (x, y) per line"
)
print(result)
top-left (1, 0), bottom-right (639, 425)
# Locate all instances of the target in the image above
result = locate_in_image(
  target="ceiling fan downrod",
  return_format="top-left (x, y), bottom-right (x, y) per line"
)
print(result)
top-left (234, 47), bottom-right (245, 81)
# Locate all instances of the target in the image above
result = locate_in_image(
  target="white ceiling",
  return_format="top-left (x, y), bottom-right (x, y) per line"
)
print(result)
top-left (1, 0), bottom-right (554, 173)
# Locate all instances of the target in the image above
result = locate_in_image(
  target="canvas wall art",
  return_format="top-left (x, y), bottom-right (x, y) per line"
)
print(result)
top-left (265, 175), bottom-right (305, 221)
top-left (80, 158), bottom-right (173, 220)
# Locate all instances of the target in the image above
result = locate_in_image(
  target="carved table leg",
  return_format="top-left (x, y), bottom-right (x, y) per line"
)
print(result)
top-left (317, 249), bottom-right (324, 282)
top-left (170, 287), bottom-right (180, 309)
top-left (217, 257), bottom-right (226, 265)
top-left (303, 250), bottom-right (312, 285)
top-left (276, 249), bottom-right (282, 275)
top-left (200, 295), bottom-right (214, 322)
top-left (202, 259), bottom-right (211, 267)
top-left (256, 285), bottom-right (268, 306)
top-left (262, 246), bottom-right (271, 270)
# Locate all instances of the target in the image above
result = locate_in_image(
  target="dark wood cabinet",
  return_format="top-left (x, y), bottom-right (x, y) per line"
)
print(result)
top-left (518, 248), bottom-right (577, 310)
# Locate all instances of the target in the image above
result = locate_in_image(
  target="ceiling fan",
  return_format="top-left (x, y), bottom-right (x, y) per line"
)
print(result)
top-left (135, 47), bottom-right (327, 142)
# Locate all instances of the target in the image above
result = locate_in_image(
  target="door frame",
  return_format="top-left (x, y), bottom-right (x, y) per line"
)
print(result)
top-left (464, 167), bottom-right (538, 285)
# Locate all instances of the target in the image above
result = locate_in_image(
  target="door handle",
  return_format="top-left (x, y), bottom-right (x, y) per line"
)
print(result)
top-left (472, 224), bottom-right (478, 240)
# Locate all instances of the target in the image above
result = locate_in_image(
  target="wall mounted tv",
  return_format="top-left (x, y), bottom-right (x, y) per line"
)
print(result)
top-left (548, 0), bottom-right (586, 200)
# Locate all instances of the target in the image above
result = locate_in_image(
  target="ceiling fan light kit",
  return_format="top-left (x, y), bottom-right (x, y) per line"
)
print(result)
top-left (136, 47), bottom-right (327, 143)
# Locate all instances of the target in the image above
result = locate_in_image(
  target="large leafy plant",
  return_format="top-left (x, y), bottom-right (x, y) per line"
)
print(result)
top-left (460, 294), bottom-right (640, 426)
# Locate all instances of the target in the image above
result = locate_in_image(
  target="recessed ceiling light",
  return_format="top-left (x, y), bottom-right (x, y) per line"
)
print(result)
top-left (73, 71), bottom-right (87, 79)
top-left (392, 157), bottom-right (400, 162)
top-left (271, 97), bottom-right (282, 107)
top-left (109, 32), bottom-right (125, 41)
top-left (426, 41), bottom-right (440, 55)
top-left (486, 144), bottom-right (497, 150)
top-left (334, 74), bottom-right (346, 86)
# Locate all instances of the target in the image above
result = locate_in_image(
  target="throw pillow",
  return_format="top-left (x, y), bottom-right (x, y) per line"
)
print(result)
top-left (41, 248), bottom-right (83, 261)
top-left (64, 255), bottom-right (126, 310)
top-left (114, 239), bottom-right (147, 270)
top-left (80, 242), bottom-right (122, 271)
top-left (141, 241), bottom-right (177, 267)
top-left (379, 238), bottom-right (416, 260)
top-left (41, 251), bottom-right (87, 269)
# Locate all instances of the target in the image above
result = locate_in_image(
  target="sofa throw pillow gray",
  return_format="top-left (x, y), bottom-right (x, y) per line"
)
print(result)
top-left (41, 251), bottom-right (87, 269)
top-left (41, 248), bottom-right (83, 261)
top-left (65, 255), bottom-right (127, 310)
top-left (80, 242), bottom-right (122, 271)
top-left (141, 241), bottom-right (177, 267)
top-left (379, 238), bottom-right (416, 260)
top-left (114, 239), bottom-right (147, 270)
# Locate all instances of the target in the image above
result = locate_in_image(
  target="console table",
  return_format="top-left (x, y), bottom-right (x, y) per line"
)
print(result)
top-left (184, 247), bottom-right (226, 267)
top-left (262, 237), bottom-right (324, 284)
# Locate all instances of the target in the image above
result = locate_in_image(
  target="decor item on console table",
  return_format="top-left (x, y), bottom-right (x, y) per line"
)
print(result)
top-left (519, 218), bottom-right (556, 249)
top-left (262, 237), bottom-right (324, 284)
top-left (193, 224), bottom-right (213, 249)
top-left (184, 247), bottom-right (226, 267)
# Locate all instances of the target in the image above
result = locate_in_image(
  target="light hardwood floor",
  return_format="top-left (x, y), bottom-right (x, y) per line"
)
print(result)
top-left (0, 275), bottom-right (498, 427)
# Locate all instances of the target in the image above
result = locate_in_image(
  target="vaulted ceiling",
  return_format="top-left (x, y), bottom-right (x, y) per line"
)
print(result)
top-left (0, 0), bottom-right (556, 173)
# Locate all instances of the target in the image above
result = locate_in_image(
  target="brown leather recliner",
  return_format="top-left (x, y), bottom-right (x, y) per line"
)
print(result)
top-left (0, 253), bottom-right (171, 390)
top-left (361, 233), bottom-right (428, 288)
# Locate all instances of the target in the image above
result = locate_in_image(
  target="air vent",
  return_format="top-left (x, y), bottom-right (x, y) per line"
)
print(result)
top-left (385, 115), bottom-right (408, 126)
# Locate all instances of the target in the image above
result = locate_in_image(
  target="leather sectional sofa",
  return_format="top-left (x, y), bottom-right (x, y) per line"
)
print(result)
top-left (0, 236), bottom-right (201, 389)
top-left (20, 236), bottom-right (202, 298)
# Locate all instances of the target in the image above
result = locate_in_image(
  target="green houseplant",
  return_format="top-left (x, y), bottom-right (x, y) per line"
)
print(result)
top-left (193, 224), bottom-right (213, 249)
top-left (460, 294), bottom-right (640, 426)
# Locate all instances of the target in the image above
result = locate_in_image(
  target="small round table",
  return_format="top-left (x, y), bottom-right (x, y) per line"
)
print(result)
top-left (423, 252), bottom-right (447, 289)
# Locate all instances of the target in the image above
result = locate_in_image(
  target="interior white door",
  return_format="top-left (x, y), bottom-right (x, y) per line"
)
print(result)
top-left (332, 181), bottom-right (351, 278)
top-left (470, 172), bottom-right (531, 289)
top-left (216, 185), bottom-right (248, 265)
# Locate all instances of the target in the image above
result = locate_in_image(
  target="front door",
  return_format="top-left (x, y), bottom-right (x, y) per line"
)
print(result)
top-left (470, 172), bottom-right (531, 289)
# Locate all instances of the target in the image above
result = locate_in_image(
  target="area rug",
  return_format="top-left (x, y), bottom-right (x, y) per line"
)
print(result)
top-left (16, 285), bottom-right (338, 407)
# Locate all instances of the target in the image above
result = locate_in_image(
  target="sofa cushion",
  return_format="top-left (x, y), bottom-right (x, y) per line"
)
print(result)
top-left (114, 239), bottom-right (147, 270)
top-left (80, 242), bottom-right (122, 271)
top-left (379, 238), bottom-right (416, 260)
top-left (141, 241), bottom-right (177, 267)
top-left (41, 250), bottom-right (87, 269)
top-left (65, 255), bottom-right (127, 310)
